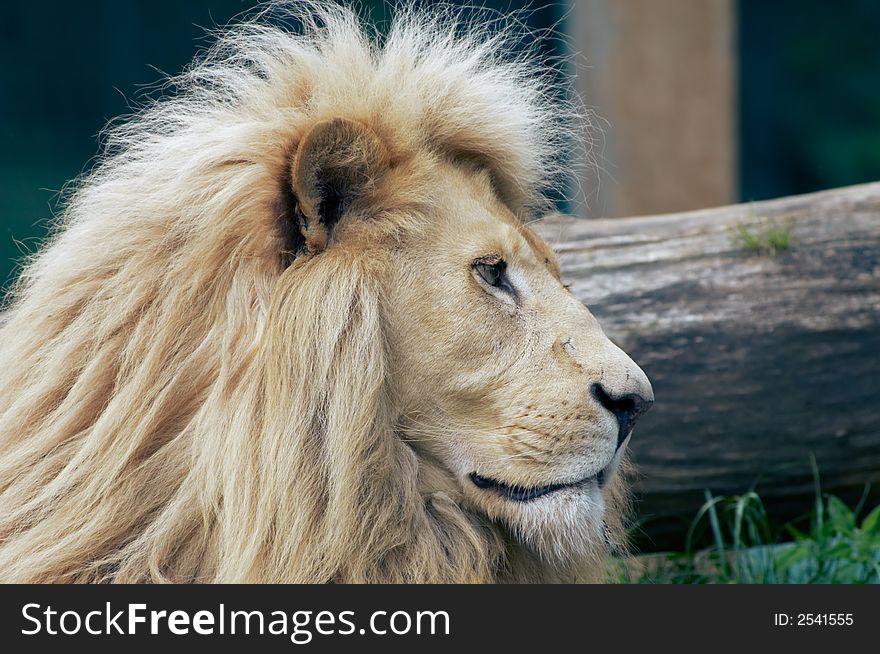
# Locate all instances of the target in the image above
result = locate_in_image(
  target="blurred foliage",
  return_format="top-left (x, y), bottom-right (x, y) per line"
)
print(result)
top-left (739, 0), bottom-right (880, 202)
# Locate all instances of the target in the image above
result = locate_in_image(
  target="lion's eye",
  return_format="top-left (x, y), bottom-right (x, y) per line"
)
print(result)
top-left (475, 260), bottom-right (505, 287)
top-left (472, 257), bottom-right (515, 299)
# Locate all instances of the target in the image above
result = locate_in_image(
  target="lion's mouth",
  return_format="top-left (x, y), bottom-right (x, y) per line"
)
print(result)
top-left (468, 470), bottom-right (603, 503)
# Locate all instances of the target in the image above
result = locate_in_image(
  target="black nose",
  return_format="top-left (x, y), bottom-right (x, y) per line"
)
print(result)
top-left (591, 383), bottom-right (653, 449)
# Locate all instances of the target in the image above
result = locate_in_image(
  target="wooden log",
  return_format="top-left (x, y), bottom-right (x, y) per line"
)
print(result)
top-left (535, 182), bottom-right (880, 551)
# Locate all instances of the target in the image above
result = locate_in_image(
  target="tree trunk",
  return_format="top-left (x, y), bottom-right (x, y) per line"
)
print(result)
top-left (534, 182), bottom-right (880, 551)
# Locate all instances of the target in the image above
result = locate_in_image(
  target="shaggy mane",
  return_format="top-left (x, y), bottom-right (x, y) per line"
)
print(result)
top-left (0, 1), bottom-right (601, 583)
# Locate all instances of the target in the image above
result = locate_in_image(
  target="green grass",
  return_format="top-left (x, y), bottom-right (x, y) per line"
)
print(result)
top-left (765, 222), bottom-right (793, 252)
top-left (618, 456), bottom-right (880, 583)
top-left (731, 217), bottom-right (794, 255)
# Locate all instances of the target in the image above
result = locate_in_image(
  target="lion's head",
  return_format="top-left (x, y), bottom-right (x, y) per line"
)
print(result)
top-left (0, 3), bottom-right (651, 583)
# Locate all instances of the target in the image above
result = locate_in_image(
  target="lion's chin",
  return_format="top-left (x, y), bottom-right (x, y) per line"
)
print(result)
top-left (468, 474), bottom-right (609, 562)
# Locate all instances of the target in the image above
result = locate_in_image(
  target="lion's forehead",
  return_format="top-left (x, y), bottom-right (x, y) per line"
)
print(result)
top-left (423, 164), bottom-right (559, 276)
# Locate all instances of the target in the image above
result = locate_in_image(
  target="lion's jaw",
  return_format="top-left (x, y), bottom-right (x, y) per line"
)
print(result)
top-left (385, 165), bottom-right (653, 565)
top-left (404, 420), bottom-right (630, 564)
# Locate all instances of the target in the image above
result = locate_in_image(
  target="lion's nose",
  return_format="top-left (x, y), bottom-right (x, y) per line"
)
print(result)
top-left (591, 383), bottom-right (653, 449)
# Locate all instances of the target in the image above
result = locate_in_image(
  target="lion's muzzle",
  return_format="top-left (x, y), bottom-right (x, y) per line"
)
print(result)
top-left (591, 382), bottom-right (654, 451)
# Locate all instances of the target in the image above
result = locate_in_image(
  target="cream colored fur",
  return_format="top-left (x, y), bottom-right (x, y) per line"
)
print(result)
top-left (0, 1), bottom-right (651, 583)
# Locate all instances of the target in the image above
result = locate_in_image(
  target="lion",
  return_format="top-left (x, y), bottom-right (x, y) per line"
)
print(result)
top-left (0, 2), bottom-right (652, 583)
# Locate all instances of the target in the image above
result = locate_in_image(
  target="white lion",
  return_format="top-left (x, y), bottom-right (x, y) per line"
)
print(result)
top-left (0, 2), bottom-right (652, 583)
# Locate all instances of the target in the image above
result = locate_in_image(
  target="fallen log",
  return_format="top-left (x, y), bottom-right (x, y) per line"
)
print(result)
top-left (535, 182), bottom-right (880, 551)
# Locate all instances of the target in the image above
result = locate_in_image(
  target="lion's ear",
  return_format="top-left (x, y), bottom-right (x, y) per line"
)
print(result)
top-left (290, 117), bottom-right (389, 254)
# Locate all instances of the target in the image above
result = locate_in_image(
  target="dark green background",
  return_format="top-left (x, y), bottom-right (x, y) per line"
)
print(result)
top-left (2, 1), bottom-right (880, 288)
top-left (738, 1), bottom-right (880, 202)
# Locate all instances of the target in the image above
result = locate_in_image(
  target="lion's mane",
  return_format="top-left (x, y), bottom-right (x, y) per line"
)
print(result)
top-left (0, 2), bottom-right (613, 583)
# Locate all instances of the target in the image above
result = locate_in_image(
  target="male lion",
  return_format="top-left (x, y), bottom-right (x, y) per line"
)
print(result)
top-left (0, 2), bottom-right (652, 583)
